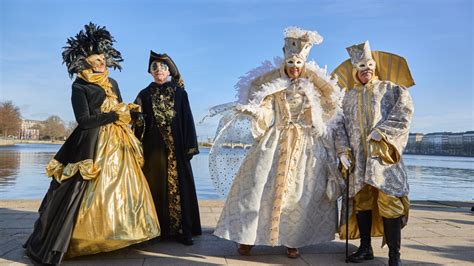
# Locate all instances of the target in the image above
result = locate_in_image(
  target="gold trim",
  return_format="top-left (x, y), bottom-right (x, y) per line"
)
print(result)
top-left (366, 84), bottom-right (373, 125)
top-left (46, 158), bottom-right (100, 183)
top-left (365, 84), bottom-right (374, 155)
top-left (369, 129), bottom-right (401, 164)
top-left (357, 89), bottom-right (367, 156)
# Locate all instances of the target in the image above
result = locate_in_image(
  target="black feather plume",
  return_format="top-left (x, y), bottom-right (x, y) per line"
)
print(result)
top-left (62, 22), bottom-right (123, 78)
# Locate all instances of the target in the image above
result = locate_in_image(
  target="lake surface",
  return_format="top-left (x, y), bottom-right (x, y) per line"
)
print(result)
top-left (0, 144), bottom-right (472, 201)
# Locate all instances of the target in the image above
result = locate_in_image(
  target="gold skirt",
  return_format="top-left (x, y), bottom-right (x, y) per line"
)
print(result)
top-left (67, 121), bottom-right (160, 257)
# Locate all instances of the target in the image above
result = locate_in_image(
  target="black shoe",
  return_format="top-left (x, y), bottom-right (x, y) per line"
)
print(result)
top-left (179, 236), bottom-right (194, 246)
top-left (348, 210), bottom-right (374, 263)
top-left (383, 217), bottom-right (403, 266)
top-left (388, 257), bottom-right (402, 266)
top-left (348, 245), bottom-right (374, 263)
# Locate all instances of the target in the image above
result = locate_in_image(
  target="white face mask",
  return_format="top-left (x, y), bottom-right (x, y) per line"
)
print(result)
top-left (285, 55), bottom-right (305, 68)
top-left (355, 58), bottom-right (376, 72)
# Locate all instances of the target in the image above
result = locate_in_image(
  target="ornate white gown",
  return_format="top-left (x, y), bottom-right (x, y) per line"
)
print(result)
top-left (213, 75), bottom-right (342, 248)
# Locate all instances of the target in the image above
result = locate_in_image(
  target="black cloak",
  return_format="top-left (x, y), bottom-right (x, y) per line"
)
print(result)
top-left (134, 81), bottom-right (201, 238)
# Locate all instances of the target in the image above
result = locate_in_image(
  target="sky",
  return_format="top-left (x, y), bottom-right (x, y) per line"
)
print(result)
top-left (0, 0), bottom-right (473, 140)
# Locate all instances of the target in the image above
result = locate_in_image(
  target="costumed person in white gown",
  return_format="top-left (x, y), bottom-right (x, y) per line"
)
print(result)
top-left (333, 41), bottom-right (414, 266)
top-left (24, 23), bottom-right (160, 265)
top-left (209, 27), bottom-right (344, 258)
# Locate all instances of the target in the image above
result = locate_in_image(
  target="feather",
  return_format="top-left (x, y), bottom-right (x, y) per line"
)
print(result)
top-left (62, 22), bottom-right (123, 78)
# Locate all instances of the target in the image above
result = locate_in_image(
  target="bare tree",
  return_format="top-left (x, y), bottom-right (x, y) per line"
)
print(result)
top-left (0, 101), bottom-right (21, 138)
top-left (41, 115), bottom-right (66, 141)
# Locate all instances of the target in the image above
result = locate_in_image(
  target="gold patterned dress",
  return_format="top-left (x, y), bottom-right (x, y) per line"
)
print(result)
top-left (63, 72), bottom-right (160, 257)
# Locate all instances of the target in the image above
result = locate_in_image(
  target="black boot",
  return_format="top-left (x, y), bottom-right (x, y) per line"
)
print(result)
top-left (348, 210), bottom-right (374, 263)
top-left (383, 217), bottom-right (402, 266)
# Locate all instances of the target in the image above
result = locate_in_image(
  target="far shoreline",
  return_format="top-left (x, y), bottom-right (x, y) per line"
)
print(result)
top-left (3, 141), bottom-right (474, 158)
top-left (0, 140), bottom-right (64, 146)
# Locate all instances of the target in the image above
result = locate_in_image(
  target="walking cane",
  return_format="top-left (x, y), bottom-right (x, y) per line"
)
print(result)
top-left (346, 172), bottom-right (349, 263)
top-left (344, 169), bottom-right (350, 263)
top-left (340, 155), bottom-right (353, 263)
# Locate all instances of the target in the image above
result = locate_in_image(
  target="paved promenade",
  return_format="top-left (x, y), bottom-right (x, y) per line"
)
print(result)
top-left (1, 200), bottom-right (472, 265)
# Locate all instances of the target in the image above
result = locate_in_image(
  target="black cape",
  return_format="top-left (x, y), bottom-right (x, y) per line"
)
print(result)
top-left (134, 81), bottom-right (201, 238)
top-left (24, 78), bottom-right (120, 265)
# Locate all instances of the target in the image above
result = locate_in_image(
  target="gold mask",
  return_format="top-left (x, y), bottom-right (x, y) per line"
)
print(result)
top-left (86, 54), bottom-right (106, 70)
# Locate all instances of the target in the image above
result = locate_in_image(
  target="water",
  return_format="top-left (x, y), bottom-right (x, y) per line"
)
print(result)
top-left (403, 154), bottom-right (473, 201)
top-left (0, 144), bottom-right (473, 201)
top-left (0, 144), bottom-right (220, 200)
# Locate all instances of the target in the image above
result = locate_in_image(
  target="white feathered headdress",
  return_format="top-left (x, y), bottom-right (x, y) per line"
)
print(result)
top-left (283, 26), bottom-right (323, 64)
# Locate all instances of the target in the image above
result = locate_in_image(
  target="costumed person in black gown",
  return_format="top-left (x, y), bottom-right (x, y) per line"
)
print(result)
top-left (24, 23), bottom-right (160, 265)
top-left (133, 51), bottom-right (201, 246)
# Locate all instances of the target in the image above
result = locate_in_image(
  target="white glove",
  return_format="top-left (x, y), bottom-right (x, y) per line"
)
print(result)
top-left (235, 104), bottom-right (254, 115)
top-left (339, 154), bottom-right (351, 170)
top-left (368, 130), bottom-right (383, 141)
top-left (234, 103), bottom-right (245, 111)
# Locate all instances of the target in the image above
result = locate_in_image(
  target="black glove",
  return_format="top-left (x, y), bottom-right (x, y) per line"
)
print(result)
top-left (130, 111), bottom-right (144, 127)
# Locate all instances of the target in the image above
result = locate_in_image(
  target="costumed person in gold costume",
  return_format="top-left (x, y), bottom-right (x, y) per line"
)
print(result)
top-left (24, 23), bottom-right (160, 265)
top-left (210, 27), bottom-right (344, 259)
top-left (333, 41), bottom-right (414, 266)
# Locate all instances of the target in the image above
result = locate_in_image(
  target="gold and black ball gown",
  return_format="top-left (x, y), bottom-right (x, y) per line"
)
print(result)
top-left (24, 69), bottom-right (160, 265)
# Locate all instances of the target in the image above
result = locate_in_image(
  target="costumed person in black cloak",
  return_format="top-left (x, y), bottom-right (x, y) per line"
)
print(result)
top-left (24, 23), bottom-right (160, 265)
top-left (208, 27), bottom-right (345, 259)
top-left (133, 51), bottom-right (201, 246)
top-left (333, 41), bottom-right (414, 266)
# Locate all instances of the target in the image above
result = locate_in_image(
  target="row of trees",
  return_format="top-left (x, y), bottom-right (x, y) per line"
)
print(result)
top-left (0, 101), bottom-right (76, 140)
top-left (42, 116), bottom-right (77, 141)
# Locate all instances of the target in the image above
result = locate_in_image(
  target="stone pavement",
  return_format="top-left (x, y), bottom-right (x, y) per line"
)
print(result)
top-left (1, 200), bottom-right (473, 265)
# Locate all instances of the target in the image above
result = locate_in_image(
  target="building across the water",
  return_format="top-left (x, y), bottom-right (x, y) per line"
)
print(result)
top-left (406, 131), bottom-right (474, 156)
top-left (19, 119), bottom-right (44, 140)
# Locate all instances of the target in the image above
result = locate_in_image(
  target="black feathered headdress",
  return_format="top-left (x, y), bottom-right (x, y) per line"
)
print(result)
top-left (62, 22), bottom-right (123, 78)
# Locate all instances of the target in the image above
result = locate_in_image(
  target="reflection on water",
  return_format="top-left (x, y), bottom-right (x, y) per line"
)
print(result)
top-left (0, 145), bottom-right (472, 201)
top-left (0, 144), bottom-right (59, 199)
top-left (0, 152), bottom-right (20, 186)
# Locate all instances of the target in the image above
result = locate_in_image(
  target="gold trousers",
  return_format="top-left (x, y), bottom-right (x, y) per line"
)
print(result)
top-left (340, 184), bottom-right (409, 240)
top-left (354, 185), bottom-right (407, 218)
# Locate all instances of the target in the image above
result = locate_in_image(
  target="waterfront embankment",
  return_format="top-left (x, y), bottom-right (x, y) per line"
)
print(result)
top-left (0, 139), bottom-right (65, 146)
top-left (0, 199), bottom-right (472, 265)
